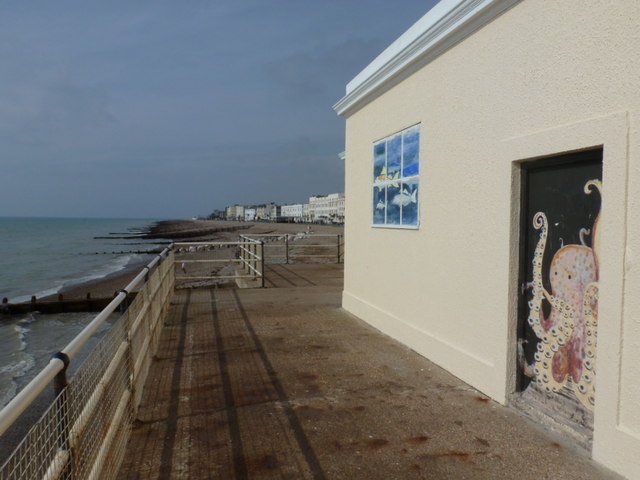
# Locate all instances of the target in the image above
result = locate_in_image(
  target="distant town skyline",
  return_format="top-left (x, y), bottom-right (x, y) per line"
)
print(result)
top-left (0, 0), bottom-right (439, 219)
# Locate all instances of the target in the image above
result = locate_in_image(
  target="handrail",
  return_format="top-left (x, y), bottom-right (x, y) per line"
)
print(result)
top-left (0, 247), bottom-right (170, 437)
top-left (0, 231), bottom-right (341, 478)
top-left (239, 233), bottom-right (343, 264)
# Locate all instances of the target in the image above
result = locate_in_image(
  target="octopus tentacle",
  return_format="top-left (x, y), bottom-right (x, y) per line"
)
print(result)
top-left (584, 179), bottom-right (602, 196)
top-left (574, 282), bottom-right (598, 407)
top-left (526, 212), bottom-right (576, 393)
top-left (579, 228), bottom-right (591, 246)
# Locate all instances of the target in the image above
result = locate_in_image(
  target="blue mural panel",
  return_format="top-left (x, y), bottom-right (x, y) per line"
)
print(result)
top-left (386, 184), bottom-right (401, 224)
top-left (386, 134), bottom-right (402, 179)
top-left (373, 185), bottom-right (386, 224)
top-left (402, 126), bottom-right (420, 177)
top-left (372, 124), bottom-right (420, 227)
top-left (373, 141), bottom-right (386, 181)
top-left (400, 180), bottom-right (419, 225)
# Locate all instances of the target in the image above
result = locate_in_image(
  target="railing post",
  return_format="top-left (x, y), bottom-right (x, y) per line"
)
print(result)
top-left (239, 239), bottom-right (244, 273)
top-left (52, 352), bottom-right (71, 452)
top-left (260, 241), bottom-right (265, 288)
top-left (251, 242), bottom-right (255, 277)
top-left (285, 234), bottom-right (289, 264)
top-left (337, 234), bottom-right (342, 264)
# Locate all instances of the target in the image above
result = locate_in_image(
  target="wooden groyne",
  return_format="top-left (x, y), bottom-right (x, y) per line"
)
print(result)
top-left (95, 220), bottom-right (252, 240)
top-left (0, 292), bottom-right (138, 316)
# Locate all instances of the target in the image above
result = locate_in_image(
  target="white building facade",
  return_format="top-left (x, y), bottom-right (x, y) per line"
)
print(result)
top-left (334, 1), bottom-right (640, 478)
top-left (244, 208), bottom-right (256, 222)
top-left (281, 204), bottom-right (304, 221)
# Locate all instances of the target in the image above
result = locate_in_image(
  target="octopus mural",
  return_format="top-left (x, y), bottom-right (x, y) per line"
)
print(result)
top-left (519, 179), bottom-right (601, 410)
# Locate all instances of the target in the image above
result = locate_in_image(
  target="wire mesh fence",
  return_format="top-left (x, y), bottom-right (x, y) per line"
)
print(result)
top-left (0, 232), bottom-right (343, 478)
top-left (0, 251), bottom-right (174, 480)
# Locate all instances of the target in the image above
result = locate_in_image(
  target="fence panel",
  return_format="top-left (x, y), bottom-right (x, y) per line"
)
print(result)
top-left (0, 250), bottom-right (174, 480)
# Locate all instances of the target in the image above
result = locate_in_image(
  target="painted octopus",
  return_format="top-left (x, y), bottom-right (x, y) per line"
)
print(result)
top-left (520, 179), bottom-right (601, 409)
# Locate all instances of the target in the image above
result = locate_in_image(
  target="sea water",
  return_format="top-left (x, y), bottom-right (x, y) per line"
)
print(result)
top-left (0, 217), bottom-right (163, 408)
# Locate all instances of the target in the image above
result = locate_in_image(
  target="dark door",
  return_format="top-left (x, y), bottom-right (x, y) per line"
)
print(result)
top-left (517, 149), bottom-right (602, 420)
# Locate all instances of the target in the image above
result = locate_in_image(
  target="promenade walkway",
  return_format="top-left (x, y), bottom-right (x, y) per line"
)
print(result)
top-left (118, 264), bottom-right (620, 479)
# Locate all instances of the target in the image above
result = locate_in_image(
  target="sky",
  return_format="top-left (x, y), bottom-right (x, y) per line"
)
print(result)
top-left (0, 0), bottom-right (439, 219)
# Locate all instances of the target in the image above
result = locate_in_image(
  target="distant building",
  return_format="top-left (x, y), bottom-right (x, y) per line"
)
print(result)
top-left (225, 204), bottom-right (245, 221)
top-left (244, 208), bottom-right (256, 221)
top-left (266, 203), bottom-right (281, 221)
top-left (308, 193), bottom-right (345, 223)
top-left (255, 205), bottom-right (267, 220)
top-left (281, 204), bottom-right (304, 222)
top-left (225, 194), bottom-right (343, 224)
top-left (303, 203), bottom-right (312, 223)
top-left (327, 193), bottom-right (345, 224)
top-left (309, 195), bottom-right (328, 223)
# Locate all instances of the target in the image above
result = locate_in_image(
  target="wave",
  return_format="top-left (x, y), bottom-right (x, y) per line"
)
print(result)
top-left (0, 353), bottom-right (36, 409)
top-left (57, 254), bottom-right (139, 289)
top-left (13, 325), bottom-right (30, 351)
top-left (0, 376), bottom-right (17, 409)
top-left (0, 354), bottom-right (36, 378)
top-left (0, 354), bottom-right (36, 409)
top-left (10, 254), bottom-right (144, 304)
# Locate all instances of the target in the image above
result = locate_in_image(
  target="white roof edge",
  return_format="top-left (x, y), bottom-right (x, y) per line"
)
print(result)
top-left (333, 0), bottom-right (522, 117)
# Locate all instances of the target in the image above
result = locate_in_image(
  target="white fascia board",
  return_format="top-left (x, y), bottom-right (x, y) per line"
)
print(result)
top-left (333, 0), bottom-right (522, 117)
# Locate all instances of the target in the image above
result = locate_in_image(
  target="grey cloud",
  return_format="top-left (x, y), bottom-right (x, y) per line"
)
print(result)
top-left (263, 38), bottom-right (386, 102)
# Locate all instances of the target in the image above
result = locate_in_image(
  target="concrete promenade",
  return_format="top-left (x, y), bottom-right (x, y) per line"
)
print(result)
top-left (118, 263), bottom-right (621, 479)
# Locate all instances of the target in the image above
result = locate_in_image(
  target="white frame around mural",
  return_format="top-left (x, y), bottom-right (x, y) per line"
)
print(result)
top-left (372, 124), bottom-right (420, 229)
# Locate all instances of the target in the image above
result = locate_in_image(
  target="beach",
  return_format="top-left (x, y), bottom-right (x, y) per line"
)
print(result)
top-left (37, 219), bottom-right (344, 300)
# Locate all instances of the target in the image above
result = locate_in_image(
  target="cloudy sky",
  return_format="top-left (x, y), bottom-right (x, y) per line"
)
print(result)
top-left (1, 0), bottom-right (438, 218)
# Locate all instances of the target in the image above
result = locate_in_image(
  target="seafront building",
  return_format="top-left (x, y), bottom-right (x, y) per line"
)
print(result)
top-left (333, 0), bottom-right (640, 478)
top-left (224, 204), bottom-right (245, 221)
top-left (266, 203), bottom-right (280, 220)
top-left (281, 203), bottom-right (304, 221)
top-left (244, 208), bottom-right (256, 222)
top-left (224, 193), bottom-right (344, 224)
top-left (255, 204), bottom-right (267, 220)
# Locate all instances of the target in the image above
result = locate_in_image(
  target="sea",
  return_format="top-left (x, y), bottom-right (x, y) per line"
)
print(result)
top-left (0, 217), bottom-right (165, 408)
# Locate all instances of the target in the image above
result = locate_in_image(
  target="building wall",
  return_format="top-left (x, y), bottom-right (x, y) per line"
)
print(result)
top-left (282, 204), bottom-right (303, 219)
top-left (339, 1), bottom-right (639, 477)
top-left (244, 208), bottom-right (256, 221)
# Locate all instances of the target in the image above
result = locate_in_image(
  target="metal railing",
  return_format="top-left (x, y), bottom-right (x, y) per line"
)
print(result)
top-left (0, 248), bottom-right (174, 480)
top-left (173, 238), bottom-right (264, 288)
top-left (0, 232), bottom-right (340, 479)
top-left (242, 233), bottom-right (343, 264)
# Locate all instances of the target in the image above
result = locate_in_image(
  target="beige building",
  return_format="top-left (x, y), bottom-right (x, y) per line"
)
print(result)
top-left (308, 193), bottom-right (345, 223)
top-left (225, 204), bottom-right (244, 221)
top-left (334, 0), bottom-right (640, 478)
top-left (327, 193), bottom-right (345, 223)
top-left (266, 203), bottom-right (281, 220)
top-left (303, 203), bottom-right (312, 223)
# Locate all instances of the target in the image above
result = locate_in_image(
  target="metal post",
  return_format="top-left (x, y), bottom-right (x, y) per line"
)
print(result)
top-left (252, 242), bottom-right (256, 277)
top-left (337, 234), bottom-right (342, 263)
top-left (52, 352), bottom-right (71, 451)
top-left (285, 234), bottom-right (289, 264)
top-left (260, 241), bottom-right (265, 288)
